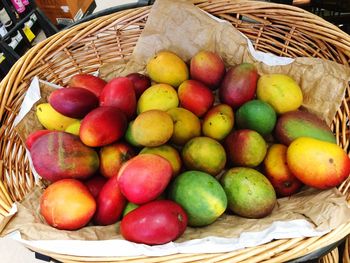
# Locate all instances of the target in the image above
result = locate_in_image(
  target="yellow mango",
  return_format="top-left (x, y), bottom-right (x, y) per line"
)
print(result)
top-left (287, 137), bottom-right (350, 189)
top-left (146, 51), bottom-right (189, 87)
top-left (257, 74), bottom-right (303, 114)
top-left (36, 103), bottom-right (79, 131)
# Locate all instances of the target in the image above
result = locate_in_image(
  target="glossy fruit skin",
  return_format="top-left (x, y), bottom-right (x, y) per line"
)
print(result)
top-left (93, 175), bottom-right (127, 225)
top-left (202, 104), bottom-right (234, 141)
top-left (256, 74), bottom-right (303, 114)
top-left (68, 73), bottom-right (107, 98)
top-left (36, 103), bottom-right (79, 131)
top-left (132, 110), bottom-right (174, 147)
top-left (84, 174), bottom-right (108, 199)
top-left (120, 200), bottom-right (188, 245)
top-left (235, 99), bottom-right (276, 136)
top-left (225, 129), bottom-right (267, 167)
top-left (40, 179), bottom-right (96, 230)
top-left (167, 107), bottom-right (201, 146)
top-left (126, 73), bottom-right (151, 98)
top-left (79, 106), bottom-right (127, 147)
top-left (137, 83), bottom-right (179, 114)
top-left (48, 87), bottom-right (99, 118)
top-left (168, 170), bottom-right (227, 227)
top-left (263, 144), bottom-right (302, 197)
top-left (146, 51), bottom-right (189, 87)
top-left (117, 154), bottom-right (173, 204)
top-left (287, 137), bottom-right (350, 189)
top-left (99, 142), bottom-right (135, 178)
top-left (220, 167), bottom-right (276, 219)
top-left (139, 144), bottom-right (182, 178)
top-left (182, 136), bottom-right (226, 176)
top-left (219, 63), bottom-right (259, 109)
top-left (31, 132), bottom-right (99, 182)
top-left (275, 110), bottom-right (336, 145)
top-left (178, 80), bottom-right (214, 117)
top-left (99, 77), bottom-right (137, 120)
top-left (190, 50), bottom-right (225, 89)
top-left (25, 130), bottom-right (53, 150)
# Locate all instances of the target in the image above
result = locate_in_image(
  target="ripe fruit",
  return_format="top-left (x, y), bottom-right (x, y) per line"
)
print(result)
top-left (139, 145), bottom-right (182, 177)
top-left (117, 154), bottom-right (173, 204)
top-left (182, 136), bottom-right (226, 176)
top-left (219, 63), bottom-right (259, 109)
top-left (263, 144), bottom-right (302, 197)
top-left (99, 77), bottom-right (137, 120)
top-left (146, 51), bottom-right (189, 87)
top-left (235, 99), bottom-right (276, 136)
top-left (225, 129), bottom-right (267, 167)
top-left (64, 120), bottom-right (81, 136)
top-left (132, 110), bottom-right (173, 147)
top-left (36, 103), bottom-right (79, 131)
top-left (31, 132), bottom-right (99, 182)
top-left (48, 87), bottom-right (99, 118)
top-left (79, 106), bottom-right (127, 147)
top-left (68, 73), bottom-right (106, 98)
top-left (126, 73), bottom-right (151, 98)
top-left (220, 167), bottom-right (276, 218)
top-left (287, 137), bottom-right (350, 189)
top-left (40, 179), bottom-right (96, 230)
top-left (124, 120), bottom-right (142, 147)
top-left (99, 142), bottom-right (135, 178)
top-left (137, 83), bottom-right (179, 114)
top-left (202, 104), bottom-right (234, 141)
top-left (168, 170), bottom-right (227, 227)
top-left (121, 200), bottom-right (188, 245)
top-left (84, 174), bottom-right (108, 199)
top-left (178, 80), bottom-right (214, 117)
top-left (94, 175), bottom-right (126, 225)
top-left (25, 130), bottom-right (53, 150)
top-left (257, 74), bottom-right (303, 114)
top-left (275, 110), bottom-right (336, 145)
top-left (190, 50), bottom-right (225, 89)
top-left (167, 107), bottom-right (201, 146)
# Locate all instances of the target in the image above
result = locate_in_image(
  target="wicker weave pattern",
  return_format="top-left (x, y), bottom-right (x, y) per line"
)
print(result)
top-left (1, 1), bottom-right (350, 262)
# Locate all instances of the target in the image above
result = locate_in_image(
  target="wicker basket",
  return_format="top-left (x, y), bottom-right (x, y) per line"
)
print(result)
top-left (1, 0), bottom-right (350, 262)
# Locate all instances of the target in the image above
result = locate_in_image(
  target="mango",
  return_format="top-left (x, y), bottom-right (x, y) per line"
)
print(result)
top-left (40, 179), bottom-right (96, 230)
top-left (68, 73), bottom-right (106, 98)
top-left (140, 144), bottom-right (182, 177)
top-left (182, 136), bottom-right (226, 176)
top-left (220, 167), bottom-right (276, 218)
top-left (257, 74), bottom-right (303, 114)
top-left (117, 154), bottom-right (173, 204)
top-left (124, 121), bottom-right (142, 147)
top-left (64, 119), bottom-right (81, 136)
top-left (202, 104), bottom-right (234, 141)
top-left (99, 77), bottom-right (137, 120)
top-left (219, 63), bottom-right (258, 109)
top-left (287, 137), bottom-right (350, 189)
top-left (178, 80), bottom-right (214, 117)
top-left (36, 103), bottom-right (79, 131)
top-left (137, 84), bottom-right (179, 114)
top-left (48, 87), bottom-right (99, 118)
top-left (99, 142), bottom-right (135, 178)
top-left (30, 132), bottom-right (99, 182)
top-left (167, 107), bottom-right (201, 146)
top-left (225, 129), bottom-right (267, 167)
top-left (79, 106), bottom-right (127, 147)
top-left (190, 50), bottom-right (225, 89)
top-left (146, 51), bottom-right (189, 87)
top-left (126, 73), bottom-right (151, 98)
top-left (275, 110), bottom-right (336, 145)
top-left (132, 110), bottom-right (174, 147)
top-left (264, 144), bottom-right (302, 197)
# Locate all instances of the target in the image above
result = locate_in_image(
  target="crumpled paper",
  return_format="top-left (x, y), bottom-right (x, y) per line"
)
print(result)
top-left (2, 0), bottom-right (350, 258)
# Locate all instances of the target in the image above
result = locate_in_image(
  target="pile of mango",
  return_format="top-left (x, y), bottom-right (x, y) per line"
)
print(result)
top-left (27, 50), bottom-right (350, 245)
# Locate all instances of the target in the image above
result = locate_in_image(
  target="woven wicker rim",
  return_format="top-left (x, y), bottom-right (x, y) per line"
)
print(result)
top-left (1, 1), bottom-right (350, 262)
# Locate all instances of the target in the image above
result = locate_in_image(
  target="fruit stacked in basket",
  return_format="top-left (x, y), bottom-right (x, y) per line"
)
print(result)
top-left (27, 49), bottom-right (350, 245)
